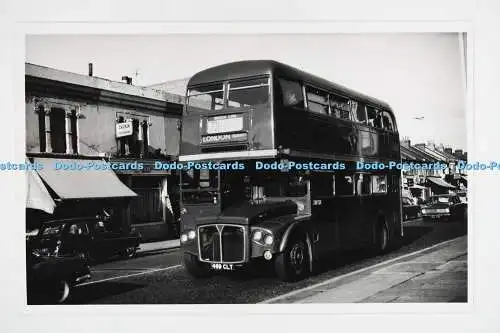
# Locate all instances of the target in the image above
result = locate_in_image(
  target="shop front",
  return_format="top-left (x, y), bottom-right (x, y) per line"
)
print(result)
top-left (112, 159), bottom-right (180, 242)
top-left (26, 157), bottom-right (137, 233)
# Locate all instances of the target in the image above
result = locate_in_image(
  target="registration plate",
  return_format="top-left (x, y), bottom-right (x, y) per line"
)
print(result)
top-left (206, 115), bottom-right (243, 134)
top-left (211, 263), bottom-right (235, 271)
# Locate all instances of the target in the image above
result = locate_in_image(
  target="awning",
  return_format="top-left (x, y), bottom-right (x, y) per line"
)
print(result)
top-left (426, 177), bottom-right (456, 189)
top-left (410, 184), bottom-right (428, 190)
top-left (34, 158), bottom-right (137, 199)
top-left (26, 166), bottom-right (56, 214)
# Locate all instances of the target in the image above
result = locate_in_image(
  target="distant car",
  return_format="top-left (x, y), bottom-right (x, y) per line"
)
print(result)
top-left (457, 191), bottom-right (467, 203)
top-left (26, 244), bottom-right (90, 304)
top-left (402, 196), bottom-right (421, 220)
top-left (29, 216), bottom-right (142, 263)
top-left (421, 194), bottom-right (467, 221)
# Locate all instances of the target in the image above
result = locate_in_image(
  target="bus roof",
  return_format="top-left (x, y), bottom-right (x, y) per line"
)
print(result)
top-left (188, 60), bottom-right (392, 110)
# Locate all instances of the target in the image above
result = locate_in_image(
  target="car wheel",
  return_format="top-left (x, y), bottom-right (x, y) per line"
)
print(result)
top-left (123, 246), bottom-right (137, 259)
top-left (274, 233), bottom-right (309, 282)
top-left (183, 253), bottom-right (212, 278)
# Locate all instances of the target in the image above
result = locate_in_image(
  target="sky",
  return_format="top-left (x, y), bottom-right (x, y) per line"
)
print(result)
top-left (25, 33), bottom-right (467, 150)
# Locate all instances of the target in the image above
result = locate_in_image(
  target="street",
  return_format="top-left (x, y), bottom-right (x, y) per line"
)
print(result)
top-left (67, 217), bottom-right (467, 304)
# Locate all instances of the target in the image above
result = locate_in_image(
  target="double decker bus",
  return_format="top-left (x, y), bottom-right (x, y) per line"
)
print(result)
top-left (179, 60), bottom-right (402, 281)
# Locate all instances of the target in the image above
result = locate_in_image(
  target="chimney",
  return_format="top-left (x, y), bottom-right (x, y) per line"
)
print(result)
top-left (414, 143), bottom-right (426, 149)
top-left (88, 63), bottom-right (93, 77)
top-left (444, 148), bottom-right (453, 154)
top-left (401, 139), bottom-right (411, 147)
top-left (122, 76), bottom-right (133, 85)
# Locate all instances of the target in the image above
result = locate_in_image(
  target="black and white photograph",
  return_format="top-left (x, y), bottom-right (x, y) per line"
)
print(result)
top-left (23, 33), bottom-right (468, 304)
top-left (2, 1), bottom-right (500, 332)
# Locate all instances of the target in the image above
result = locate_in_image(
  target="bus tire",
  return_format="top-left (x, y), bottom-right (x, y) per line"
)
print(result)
top-left (183, 253), bottom-right (211, 278)
top-left (374, 222), bottom-right (389, 254)
top-left (274, 233), bottom-right (309, 282)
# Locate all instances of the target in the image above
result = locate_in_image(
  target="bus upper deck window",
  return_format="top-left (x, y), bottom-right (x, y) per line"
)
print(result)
top-left (381, 111), bottom-right (395, 132)
top-left (188, 83), bottom-right (224, 111)
top-left (366, 106), bottom-right (382, 129)
top-left (330, 94), bottom-right (351, 120)
top-left (306, 87), bottom-right (329, 115)
top-left (227, 77), bottom-right (269, 109)
top-left (352, 101), bottom-right (366, 124)
top-left (278, 78), bottom-right (304, 107)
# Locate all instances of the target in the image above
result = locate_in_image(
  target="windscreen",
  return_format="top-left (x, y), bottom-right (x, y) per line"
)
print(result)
top-left (187, 77), bottom-right (270, 111)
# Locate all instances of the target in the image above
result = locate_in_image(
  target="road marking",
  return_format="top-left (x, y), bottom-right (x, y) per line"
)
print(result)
top-left (78, 264), bottom-right (183, 286)
top-left (260, 236), bottom-right (466, 304)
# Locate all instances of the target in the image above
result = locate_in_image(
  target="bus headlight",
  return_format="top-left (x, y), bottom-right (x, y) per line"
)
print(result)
top-left (253, 230), bottom-right (263, 241)
top-left (264, 235), bottom-right (274, 245)
top-left (188, 230), bottom-right (196, 240)
top-left (180, 234), bottom-right (188, 243)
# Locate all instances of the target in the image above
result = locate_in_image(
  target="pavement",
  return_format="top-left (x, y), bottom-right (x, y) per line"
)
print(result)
top-left (265, 235), bottom-right (467, 303)
top-left (137, 238), bottom-right (180, 254)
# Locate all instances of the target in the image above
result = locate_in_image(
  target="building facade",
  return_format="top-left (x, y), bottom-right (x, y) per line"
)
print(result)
top-left (25, 63), bottom-right (184, 241)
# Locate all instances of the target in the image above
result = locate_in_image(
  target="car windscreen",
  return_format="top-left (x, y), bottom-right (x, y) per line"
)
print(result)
top-left (41, 224), bottom-right (66, 237)
top-left (430, 197), bottom-right (450, 204)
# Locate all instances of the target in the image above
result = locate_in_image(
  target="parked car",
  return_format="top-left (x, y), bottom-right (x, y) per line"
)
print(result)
top-left (402, 196), bottom-right (421, 220)
top-left (29, 216), bottom-right (142, 263)
top-left (457, 191), bottom-right (467, 203)
top-left (26, 244), bottom-right (90, 304)
top-left (421, 194), bottom-right (467, 221)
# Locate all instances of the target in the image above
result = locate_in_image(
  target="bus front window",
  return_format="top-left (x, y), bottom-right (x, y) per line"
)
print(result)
top-left (187, 83), bottom-right (224, 111)
top-left (227, 77), bottom-right (270, 109)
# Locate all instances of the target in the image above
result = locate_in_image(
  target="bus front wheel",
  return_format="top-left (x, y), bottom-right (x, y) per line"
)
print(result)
top-left (183, 253), bottom-right (211, 278)
top-left (274, 233), bottom-right (309, 282)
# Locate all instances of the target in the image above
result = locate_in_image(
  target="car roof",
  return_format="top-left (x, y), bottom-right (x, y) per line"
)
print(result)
top-left (43, 217), bottom-right (96, 225)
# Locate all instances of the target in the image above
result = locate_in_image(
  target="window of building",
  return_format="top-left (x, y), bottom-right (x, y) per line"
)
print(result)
top-left (330, 94), bottom-right (351, 120)
top-left (334, 174), bottom-right (354, 196)
top-left (356, 173), bottom-right (372, 195)
top-left (306, 86), bottom-right (329, 115)
top-left (49, 108), bottom-right (67, 153)
top-left (37, 104), bottom-right (79, 154)
top-left (278, 78), bottom-right (304, 108)
top-left (372, 175), bottom-right (387, 193)
top-left (116, 115), bottom-right (150, 158)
